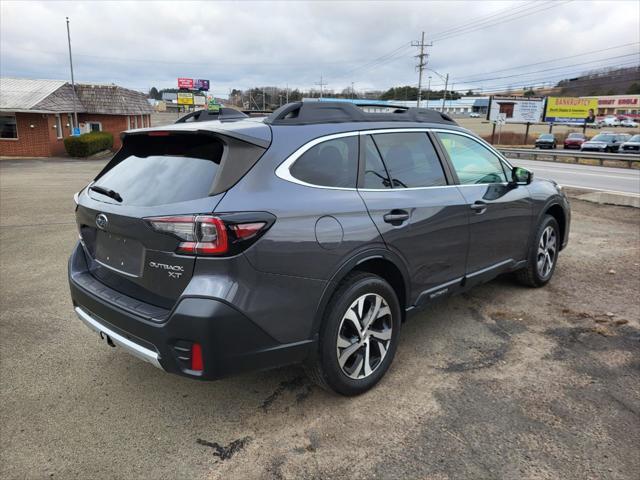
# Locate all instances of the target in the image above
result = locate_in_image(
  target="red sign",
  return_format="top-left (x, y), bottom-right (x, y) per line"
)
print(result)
top-left (178, 78), bottom-right (194, 89)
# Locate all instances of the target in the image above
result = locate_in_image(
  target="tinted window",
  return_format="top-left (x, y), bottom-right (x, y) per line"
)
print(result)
top-left (290, 136), bottom-right (358, 188)
top-left (362, 135), bottom-right (391, 189)
top-left (437, 132), bottom-right (508, 185)
top-left (371, 132), bottom-right (446, 188)
top-left (90, 134), bottom-right (223, 206)
top-left (592, 134), bottom-right (615, 142)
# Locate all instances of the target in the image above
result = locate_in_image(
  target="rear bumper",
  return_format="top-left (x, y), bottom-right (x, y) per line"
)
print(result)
top-left (68, 243), bottom-right (314, 380)
top-left (75, 306), bottom-right (163, 369)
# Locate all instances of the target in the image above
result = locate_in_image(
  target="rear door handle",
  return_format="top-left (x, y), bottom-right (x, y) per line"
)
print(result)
top-left (470, 201), bottom-right (487, 214)
top-left (383, 209), bottom-right (410, 225)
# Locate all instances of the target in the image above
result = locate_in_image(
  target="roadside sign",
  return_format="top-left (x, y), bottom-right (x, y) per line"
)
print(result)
top-left (195, 79), bottom-right (210, 91)
top-left (496, 113), bottom-right (507, 125)
top-left (72, 127), bottom-right (81, 136)
top-left (177, 92), bottom-right (194, 105)
top-left (178, 78), bottom-right (194, 89)
top-left (488, 96), bottom-right (545, 123)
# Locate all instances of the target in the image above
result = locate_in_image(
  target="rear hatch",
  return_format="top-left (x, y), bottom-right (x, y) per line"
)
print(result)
top-left (75, 124), bottom-right (270, 309)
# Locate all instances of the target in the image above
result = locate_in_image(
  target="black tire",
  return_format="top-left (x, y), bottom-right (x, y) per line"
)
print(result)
top-left (305, 271), bottom-right (401, 396)
top-left (516, 214), bottom-right (560, 288)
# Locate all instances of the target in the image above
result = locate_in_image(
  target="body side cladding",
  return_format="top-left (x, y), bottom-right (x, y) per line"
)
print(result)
top-left (309, 248), bottom-right (411, 341)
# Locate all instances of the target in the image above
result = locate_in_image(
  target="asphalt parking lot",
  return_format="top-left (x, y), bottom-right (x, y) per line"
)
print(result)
top-left (1, 159), bottom-right (639, 480)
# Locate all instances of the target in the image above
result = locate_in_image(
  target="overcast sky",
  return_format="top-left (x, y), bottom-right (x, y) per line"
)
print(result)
top-left (1, 0), bottom-right (638, 97)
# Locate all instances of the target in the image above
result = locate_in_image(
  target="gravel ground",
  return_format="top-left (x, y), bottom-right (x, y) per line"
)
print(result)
top-left (1, 159), bottom-right (639, 480)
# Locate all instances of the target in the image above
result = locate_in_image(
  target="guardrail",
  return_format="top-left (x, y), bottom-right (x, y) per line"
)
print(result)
top-left (499, 148), bottom-right (640, 168)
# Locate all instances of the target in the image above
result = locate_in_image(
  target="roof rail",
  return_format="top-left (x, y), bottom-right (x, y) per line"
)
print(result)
top-left (264, 101), bottom-right (456, 126)
top-left (174, 107), bottom-right (248, 124)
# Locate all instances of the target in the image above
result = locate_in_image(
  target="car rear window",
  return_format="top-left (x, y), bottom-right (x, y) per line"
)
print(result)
top-left (90, 134), bottom-right (223, 206)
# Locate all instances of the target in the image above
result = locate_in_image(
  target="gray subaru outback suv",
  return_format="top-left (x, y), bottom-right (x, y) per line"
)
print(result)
top-left (68, 102), bottom-right (570, 395)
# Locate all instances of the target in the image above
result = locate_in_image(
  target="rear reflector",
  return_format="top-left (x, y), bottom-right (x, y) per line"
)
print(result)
top-left (191, 343), bottom-right (203, 372)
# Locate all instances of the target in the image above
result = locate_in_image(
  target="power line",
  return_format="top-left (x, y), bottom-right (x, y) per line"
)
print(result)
top-left (429, 1), bottom-right (542, 40)
top-left (449, 42), bottom-right (640, 83)
top-left (447, 53), bottom-right (639, 86)
top-left (432, 1), bottom-right (573, 43)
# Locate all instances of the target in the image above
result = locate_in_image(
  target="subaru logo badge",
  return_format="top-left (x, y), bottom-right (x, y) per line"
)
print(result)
top-left (96, 213), bottom-right (109, 230)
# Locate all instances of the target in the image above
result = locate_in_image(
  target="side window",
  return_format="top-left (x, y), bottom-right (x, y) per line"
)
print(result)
top-left (372, 132), bottom-right (447, 188)
top-left (437, 132), bottom-right (508, 185)
top-left (363, 135), bottom-right (391, 189)
top-left (290, 136), bottom-right (358, 188)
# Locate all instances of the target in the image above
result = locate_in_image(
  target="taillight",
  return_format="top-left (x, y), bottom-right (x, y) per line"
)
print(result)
top-left (145, 213), bottom-right (273, 256)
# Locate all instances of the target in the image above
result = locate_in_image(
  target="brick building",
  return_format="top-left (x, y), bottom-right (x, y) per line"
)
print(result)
top-left (0, 78), bottom-right (153, 157)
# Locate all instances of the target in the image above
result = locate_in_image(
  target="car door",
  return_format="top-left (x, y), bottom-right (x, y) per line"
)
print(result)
top-left (357, 131), bottom-right (469, 306)
top-left (434, 131), bottom-right (533, 286)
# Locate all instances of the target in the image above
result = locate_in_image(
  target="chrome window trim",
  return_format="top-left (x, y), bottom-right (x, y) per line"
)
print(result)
top-left (274, 127), bottom-right (514, 191)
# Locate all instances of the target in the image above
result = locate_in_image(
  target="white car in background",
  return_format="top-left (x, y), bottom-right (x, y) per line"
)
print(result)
top-left (620, 117), bottom-right (638, 128)
top-left (598, 115), bottom-right (620, 128)
top-left (469, 112), bottom-right (480, 118)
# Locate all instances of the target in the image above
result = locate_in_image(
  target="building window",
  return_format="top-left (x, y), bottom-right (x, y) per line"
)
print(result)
top-left (55, 114), bottom-right (63, 139)
top-left (88, 122), bottom-right (102, 132)
top-left (0, 114), bottom-right (18, 139)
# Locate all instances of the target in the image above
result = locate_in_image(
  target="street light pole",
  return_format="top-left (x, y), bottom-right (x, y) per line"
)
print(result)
top-left (441, 73), bottom-right (449, 113)
top-left (426, 76), bottom-right (431, 109)
top-left (65, 17), bottom-right (78, 131)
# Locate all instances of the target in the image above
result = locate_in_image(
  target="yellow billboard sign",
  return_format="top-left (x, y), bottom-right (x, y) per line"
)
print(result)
top-left (177, 92), bottom-right (194, 105)
top-left (544, 97), bottom-right (598, 123)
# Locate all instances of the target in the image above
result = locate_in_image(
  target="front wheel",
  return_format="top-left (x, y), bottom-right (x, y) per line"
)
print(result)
top-left (515, 215), bottom-right (560, 287)
top-left (305, 272), bottom-right (401, 396)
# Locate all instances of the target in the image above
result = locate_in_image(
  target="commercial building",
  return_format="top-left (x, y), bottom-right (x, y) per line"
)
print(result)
top-left (581, 94), bottom-right (640, 118)
top-left (0, 78), bottom-right (153, 157)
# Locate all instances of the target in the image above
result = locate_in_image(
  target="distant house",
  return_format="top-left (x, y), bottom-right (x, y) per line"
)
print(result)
top-left (0, 78), bottom-right (153, 157)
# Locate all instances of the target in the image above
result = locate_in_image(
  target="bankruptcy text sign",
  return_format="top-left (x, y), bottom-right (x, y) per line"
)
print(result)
top-left (544, 97), bottom-right (598, 123)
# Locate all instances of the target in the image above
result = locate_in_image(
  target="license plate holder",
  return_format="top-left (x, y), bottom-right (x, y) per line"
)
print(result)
top-left (95, 231), bottom-right (144, 276)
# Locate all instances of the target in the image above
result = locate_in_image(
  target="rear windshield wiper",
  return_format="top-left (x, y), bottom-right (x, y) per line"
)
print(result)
top-left (89, 185), bottom-right (123, 203)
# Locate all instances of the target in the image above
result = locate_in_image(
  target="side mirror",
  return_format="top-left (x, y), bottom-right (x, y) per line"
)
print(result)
top-left (512, 166), bottom-right (533, 185)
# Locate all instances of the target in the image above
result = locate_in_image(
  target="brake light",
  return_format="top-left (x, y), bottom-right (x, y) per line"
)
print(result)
top-left (147, 131), bottom-right (171, 136)
top-left (229, 222), bottom-right (266, 240)
top-left (145, 214), bottom-right (271, 256)
top-left (147, 215), bottom-right (227, 255)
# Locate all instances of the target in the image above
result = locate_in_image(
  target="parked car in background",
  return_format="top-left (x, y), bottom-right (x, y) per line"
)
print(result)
top-left (563, 132), bottom-right (587, 150)
top-left (469, 112), bottom-right (480, 118)
top-left (620, 134), bottom-right (640, 153)
top-left (68, 101), bottom-right (570, 395)
top-left (598, 115), bottom-right (620, 128)
top-left (581, 132), bottom-right (631, 152)
top-left (535, 133), bottom-right (557, 149)
top-left (620, 117), bottom-right (638, 128)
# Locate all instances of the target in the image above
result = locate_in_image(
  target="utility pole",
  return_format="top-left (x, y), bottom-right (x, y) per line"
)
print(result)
top-left (262, 89), bottom-right (265, 110)
top-left (441, 73), bottom-right (449, 112)
top-left (426, 76), bottom-right (431, 108)
top-left (412, 31), bottom-right (432, 109)
top-left (351, 82), bottom-right (355, 100)
top-left (65, 17), bottom-right (78, 132)
top-left (286, 83), bottom-right (289, 103)
top-left (315, 75), bottom-right (327, 100)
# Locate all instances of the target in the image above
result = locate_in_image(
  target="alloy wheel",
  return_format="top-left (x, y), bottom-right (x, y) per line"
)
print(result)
top-left (336, 293), bottom-right (393, 380)
top-left (537, 225), bottom-right (557, 278)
